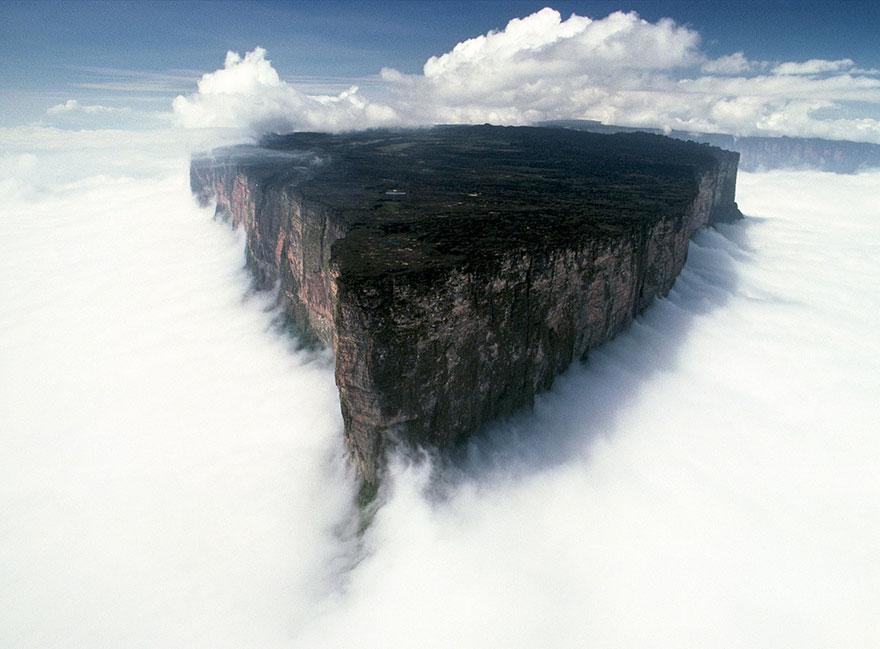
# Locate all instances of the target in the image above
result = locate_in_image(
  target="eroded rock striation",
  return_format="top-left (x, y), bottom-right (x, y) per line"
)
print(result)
top-left (191, 125), bottom-right (741, 484)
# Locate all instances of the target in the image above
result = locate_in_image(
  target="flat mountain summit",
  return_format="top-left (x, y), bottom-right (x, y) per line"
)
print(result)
top-left (191, 125), bottom-right (742, 485)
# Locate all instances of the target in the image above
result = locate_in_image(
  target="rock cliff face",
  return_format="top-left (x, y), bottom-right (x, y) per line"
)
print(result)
top-left (191, 125), bottom-right (741, 484)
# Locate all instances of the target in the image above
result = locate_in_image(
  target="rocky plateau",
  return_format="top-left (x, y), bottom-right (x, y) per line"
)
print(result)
top-left (190, 125), bottom-right (742, 486)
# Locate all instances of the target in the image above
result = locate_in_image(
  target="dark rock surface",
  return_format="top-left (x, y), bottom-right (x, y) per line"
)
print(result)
top-left (190, 125), bottom-right (741, 485)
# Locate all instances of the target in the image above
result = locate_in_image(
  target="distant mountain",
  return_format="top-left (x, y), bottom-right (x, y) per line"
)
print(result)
top-left (544, 120), bottom-right (880, 173)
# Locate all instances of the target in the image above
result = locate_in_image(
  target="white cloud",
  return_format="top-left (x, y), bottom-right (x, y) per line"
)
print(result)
top-left (387, 9), bottom-right (702, 126)
top-left (285, 168), bottom-right (880, 649)
top-left (0, 130), bottom-right (357, 647)
top-left (702, 51), bottom-right (752, 75)
top-left (172, 47), bottom-right (399, 134)
top-left (772, 58), bottom-right (855, 75)
top-left (5, 87), bottom-right (880, 648)
top-left (171, 9), bottom-right (880, 145)
top-left (47, 99), bottom-right (130, 114)
top-left (421, 8), bottom-right (700, 82)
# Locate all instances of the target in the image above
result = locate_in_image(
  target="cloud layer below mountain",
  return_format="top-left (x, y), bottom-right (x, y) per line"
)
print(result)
top-left (2, 121), bottom-right (879, 648)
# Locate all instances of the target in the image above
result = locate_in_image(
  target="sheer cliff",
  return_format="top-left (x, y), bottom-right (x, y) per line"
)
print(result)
top-left (190, 125), bottom-right (741, 485)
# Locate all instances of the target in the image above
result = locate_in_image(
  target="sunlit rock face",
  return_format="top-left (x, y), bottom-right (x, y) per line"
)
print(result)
top-left (191, 125), bottom-right (741, 484)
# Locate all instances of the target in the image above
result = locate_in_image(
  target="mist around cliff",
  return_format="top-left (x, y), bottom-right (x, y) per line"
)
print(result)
top-left (2, 117), bottom-right (879, 648)
top-left (0, 129), bottom-right (360, 647)
top-left (295, 168), bottom-right (880, 648)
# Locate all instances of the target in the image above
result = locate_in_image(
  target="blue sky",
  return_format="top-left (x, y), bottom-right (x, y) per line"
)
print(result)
top-left (4, 1), bottom-right (880, 75)
top-left (2, 0), bottom-right (879, 140)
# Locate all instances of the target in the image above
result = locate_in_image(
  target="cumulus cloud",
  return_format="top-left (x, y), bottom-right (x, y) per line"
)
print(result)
top-left (389, 8), bottom-right (703, 126)
top-left (172, 48), bottom-right (399, 134)
top-left (420, 8), bottom-right (700, 87)
top-left (378, 8), bottom-right (880, 140)
top-left (172, 8), bottom-right (880, 144)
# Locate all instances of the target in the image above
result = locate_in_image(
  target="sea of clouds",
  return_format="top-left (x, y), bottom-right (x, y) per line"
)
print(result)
top-left (3, 6), bottom-right (880, 648)
top-left (3, 130), bottom-right (879, 649)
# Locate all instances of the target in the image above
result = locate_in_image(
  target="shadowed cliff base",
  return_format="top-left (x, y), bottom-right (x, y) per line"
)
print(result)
top-left (190, 125), bottom-right (742, 487)
top-left (381, 218), bottom-right (750, 500)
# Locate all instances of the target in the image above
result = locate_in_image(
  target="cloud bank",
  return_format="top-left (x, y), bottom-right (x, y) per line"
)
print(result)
top-left (4, 6), bottom-right (880, 645)
top-left (3, 123), bottom-right (878, 646)
top-left (172, 8), bottom-right (880, 143)
top-left (288, 168), bottom-right (880, 649)
top-left (0, 138), bottom-right (359, 647)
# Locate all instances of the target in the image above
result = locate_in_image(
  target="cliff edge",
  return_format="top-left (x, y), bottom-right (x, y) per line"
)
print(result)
top-left (190, 125), bottom-right (741, 485)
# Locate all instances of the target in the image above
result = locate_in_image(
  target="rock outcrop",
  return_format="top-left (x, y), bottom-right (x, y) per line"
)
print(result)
top-left (191, 125), bottom-right (741, 485)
